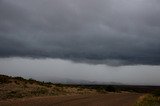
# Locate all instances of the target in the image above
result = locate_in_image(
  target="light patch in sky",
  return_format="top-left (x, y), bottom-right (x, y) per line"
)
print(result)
top-left (0, 58), bottom-right (160, 85)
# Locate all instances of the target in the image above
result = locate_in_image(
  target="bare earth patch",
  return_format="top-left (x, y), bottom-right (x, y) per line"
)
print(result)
top-left (0, 93), bottom-right (141, 106)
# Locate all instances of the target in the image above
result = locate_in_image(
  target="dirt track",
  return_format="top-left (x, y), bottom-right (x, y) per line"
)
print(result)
top-left (0, 93), bottom-right (141, 106)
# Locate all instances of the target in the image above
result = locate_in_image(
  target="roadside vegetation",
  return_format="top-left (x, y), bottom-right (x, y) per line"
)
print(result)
top-left (135, 89), bottom-right (160, 106)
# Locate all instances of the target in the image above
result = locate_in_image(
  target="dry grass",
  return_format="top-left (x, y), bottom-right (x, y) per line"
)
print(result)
top-left (135, 94), bottom-right (160, 106)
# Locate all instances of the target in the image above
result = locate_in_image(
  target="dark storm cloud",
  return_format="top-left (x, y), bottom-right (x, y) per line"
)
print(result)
top-left (0, 0), bottom-right (160, 65)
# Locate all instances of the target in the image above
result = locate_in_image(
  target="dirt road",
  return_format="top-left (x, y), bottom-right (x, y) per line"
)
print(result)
top-left (0, 93), bottom-right (141, 106)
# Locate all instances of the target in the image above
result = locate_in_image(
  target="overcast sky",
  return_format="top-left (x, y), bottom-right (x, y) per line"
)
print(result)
top-left (0, 0), bottom-right (160, 85)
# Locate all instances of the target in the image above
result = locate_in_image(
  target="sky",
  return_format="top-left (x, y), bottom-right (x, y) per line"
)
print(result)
top-left (0, 0), bottom-right (160, 85)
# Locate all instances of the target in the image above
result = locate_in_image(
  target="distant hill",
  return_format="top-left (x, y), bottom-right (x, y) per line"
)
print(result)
top-left (50, 78), bottom-right (124, 85)
top-left (0, 74), bottom-right (98, 100)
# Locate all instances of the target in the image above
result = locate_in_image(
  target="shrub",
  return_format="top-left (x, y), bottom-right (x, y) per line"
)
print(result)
top-left (14, 80), bottom-right (20, 85)
top-left (105, 85), bottom-right (116, 92)
top-left (135, 94), bottom-right (160, 106)
top-left (14, 77), bottom-right (25, 81)
top-left (31, 87), bottom-right (48, 96)
top-left (28, 78), bottom-right (37, 84)
top-left (38, 81), bottom-right (52, 87)
top-left (152, 89), bottom-right (160, 97)
top-left (0, 75), bottom-right (10, 84)
top-left (55, 83), bottom-right (65, 87)
top-left (6, 91), bottom-right (25, 99)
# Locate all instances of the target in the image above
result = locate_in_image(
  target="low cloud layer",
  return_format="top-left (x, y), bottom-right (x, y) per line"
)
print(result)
top-left (0, 0), bottom-right (160, 65)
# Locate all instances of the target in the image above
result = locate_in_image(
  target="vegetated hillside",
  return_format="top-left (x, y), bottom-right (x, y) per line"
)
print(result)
top-left (1, 74), bottom-right (160, 102)
top-left (0, 74), bottom-right (98, 100)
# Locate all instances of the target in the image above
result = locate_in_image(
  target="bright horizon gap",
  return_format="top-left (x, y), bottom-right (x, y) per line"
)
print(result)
top-left (0, 57), bottom-right (160, 86)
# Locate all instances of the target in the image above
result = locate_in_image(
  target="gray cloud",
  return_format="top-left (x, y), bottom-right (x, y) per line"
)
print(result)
top-left (0, 0), bottom-right (160, 65)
